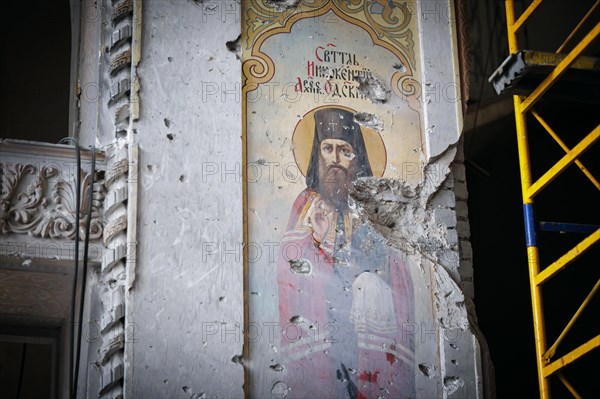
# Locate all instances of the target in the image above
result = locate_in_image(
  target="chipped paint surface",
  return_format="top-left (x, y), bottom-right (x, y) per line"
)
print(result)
top-left (242, 1), bottom-right (484, 398)
top-left (243, 2), bottom-right (436, 396)
top-left (352, 147), bottom-right (458, 270)
top-left (71, 0), bottom-right (486, 397)
top-left (355, 75), bottom-right (392, 104)
top-left (353, 112), bottom-right (384, 132)
top-left (226, 34), bottom-right (242, 61)
top-left (265, 0), bottom-right (301, 12)
top-left (120, 1), bottom-right (243, 397)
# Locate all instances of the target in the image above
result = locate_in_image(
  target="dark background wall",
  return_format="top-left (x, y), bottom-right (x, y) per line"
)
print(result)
top-left (465, 0), bottom-right (600, 397)
top-left (467, 102), bottom-right (599, 398)
top-left (0, 341), bottom-right (54, 398)
top-left (0, 1), bottom-right (71, 396)
top-left (0, 0), bottom-right (71, 143)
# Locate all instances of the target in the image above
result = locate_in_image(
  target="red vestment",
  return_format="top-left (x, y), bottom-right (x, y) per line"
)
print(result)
top-left (278, 188), bottom-right (415, 399)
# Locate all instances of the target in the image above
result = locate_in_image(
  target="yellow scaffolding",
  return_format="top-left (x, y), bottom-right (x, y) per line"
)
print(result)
top-left (502, 1), bottom-right (600, 397)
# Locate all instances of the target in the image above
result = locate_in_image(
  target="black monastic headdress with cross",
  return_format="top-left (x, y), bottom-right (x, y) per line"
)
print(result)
top-left (305, 107), bottom-right (373, 189)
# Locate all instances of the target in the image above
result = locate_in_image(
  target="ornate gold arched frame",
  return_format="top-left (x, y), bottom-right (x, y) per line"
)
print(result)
top-left (242, 0), bottom-right (421, 103)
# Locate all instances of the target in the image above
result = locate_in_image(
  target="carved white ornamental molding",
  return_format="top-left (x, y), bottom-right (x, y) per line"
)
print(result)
top-left (97, 0), bottom-right (141, 396)
top-left (98, 147), bottom-right (130, 399)
top-left (0, 162), bottom-right (105, 240)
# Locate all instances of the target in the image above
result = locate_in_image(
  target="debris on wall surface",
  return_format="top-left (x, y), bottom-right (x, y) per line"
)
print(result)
top-left (352, 146), bottom-right (457, 269)
top-left (415, 1), bottom-right (491, 394)
top-left (353, 112), bottom-right (385, 132)
top-left (71, 0), bottom-right (492, 397)
top-left (241, 0), bottom-right (489, 397)
top-left (226, 34), bottom-right (242, 61)
top-left (352, 142), bottom-right (486, 398)
top-left (265, 0), bottom-right (301, 12)
top-left (243, 1), bottom-right (441, 396)
top-left (444, 376), bottom-right (466, 395)
top-left (350, 143), bottom-right (477, 331)
top-left (355, 75), bottom-right (392, 104)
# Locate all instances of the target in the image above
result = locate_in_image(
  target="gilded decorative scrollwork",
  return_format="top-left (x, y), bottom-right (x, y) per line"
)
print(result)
top-left (394, 74), bottom-right (422, 112)
top-left (243, 0), bottom-right (324, 50)
top-left (0, 163), bottom-right (105, 240)
top-left (243, 0), bottom-right (417, 96)
top-left (334, 0), bottom-right (415, 69)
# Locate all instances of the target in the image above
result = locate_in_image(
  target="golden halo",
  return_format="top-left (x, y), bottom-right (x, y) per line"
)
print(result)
top-left (292, 105), bottom-right (387, 178)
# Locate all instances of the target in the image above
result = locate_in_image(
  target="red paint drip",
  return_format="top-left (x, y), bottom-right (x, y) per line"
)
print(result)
top-left (387, 344), bottom-right (397, 365)
top-left (386, 352), bottom-right (396, 365)
top-left (358, 371), bottom-right (379, 383)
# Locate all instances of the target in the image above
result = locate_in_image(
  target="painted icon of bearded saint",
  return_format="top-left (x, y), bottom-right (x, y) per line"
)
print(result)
top-left (277, 107), bottom-right (416, 398)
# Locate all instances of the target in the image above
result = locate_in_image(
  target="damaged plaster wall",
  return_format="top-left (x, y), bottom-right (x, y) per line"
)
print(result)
top-left (78, 0), bottom-right (245, 397)
top-left (350, 1), bottom-right (488, 397)
top-left (126, 1), bottom-right (244, 397)
top-left (74, 0), bottom-right (489, 397)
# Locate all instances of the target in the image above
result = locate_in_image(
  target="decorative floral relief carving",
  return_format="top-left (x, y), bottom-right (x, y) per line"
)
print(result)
top-left (0, 163), bottom-right (105, 240)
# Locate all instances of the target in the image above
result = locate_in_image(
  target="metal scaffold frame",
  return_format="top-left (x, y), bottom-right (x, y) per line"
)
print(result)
top-left (503, 1), bottom-right (600, 397)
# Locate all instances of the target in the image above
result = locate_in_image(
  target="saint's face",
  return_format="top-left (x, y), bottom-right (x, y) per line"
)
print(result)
top-left (319, 138), bottom-right (354, 171)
